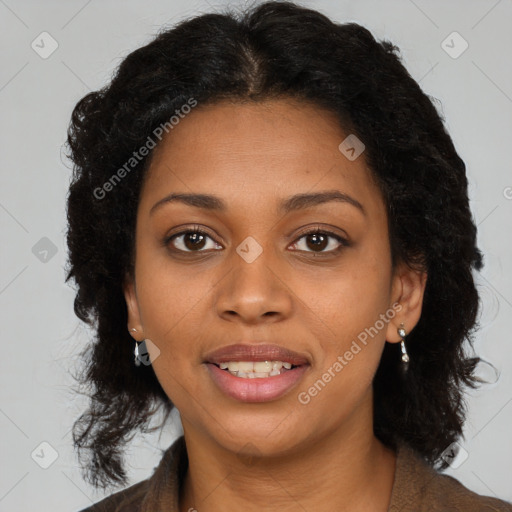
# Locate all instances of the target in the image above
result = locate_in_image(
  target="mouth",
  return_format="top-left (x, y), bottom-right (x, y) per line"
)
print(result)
top-left (214, 360), bottom-right (299, 379)
top-left (203, 343), bottom-right (310, 402)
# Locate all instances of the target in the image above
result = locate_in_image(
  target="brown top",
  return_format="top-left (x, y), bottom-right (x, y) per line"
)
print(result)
top-left (79, 436), bottom-right (512, 512)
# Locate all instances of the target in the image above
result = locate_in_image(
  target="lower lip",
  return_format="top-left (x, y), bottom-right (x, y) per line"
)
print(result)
top-left (206, 363), bottom-right (309, 403)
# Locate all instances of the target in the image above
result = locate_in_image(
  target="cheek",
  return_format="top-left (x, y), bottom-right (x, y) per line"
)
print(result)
top-left (134, 248), bottom-right (210, 339)
top-left (136, 270), bottom-right (206, 408)
top-left (300, 243), bottom-right (392, 391)
top-left (307, 251), bottom-right (391, 340)
top-left (132, 254), bottom-right (211, 402)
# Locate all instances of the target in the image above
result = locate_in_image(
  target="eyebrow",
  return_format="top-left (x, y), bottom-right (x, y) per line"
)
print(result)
top-left (149, 190), bottom-right (366, 216)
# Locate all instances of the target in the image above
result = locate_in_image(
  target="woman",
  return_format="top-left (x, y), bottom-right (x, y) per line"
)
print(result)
top-left (65, 1), bottom-right (512, 510)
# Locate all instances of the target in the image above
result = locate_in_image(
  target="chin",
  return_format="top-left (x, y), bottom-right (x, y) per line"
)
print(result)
top-left (203, 410), bottom-right (313, 459)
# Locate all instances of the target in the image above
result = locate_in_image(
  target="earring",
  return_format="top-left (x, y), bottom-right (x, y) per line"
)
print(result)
top-left (129, 328), bottom-right (142, 366)
top-left (134, 340), bottom-right (142, 366)
top-left (398, 323), bottom-right (409, 367)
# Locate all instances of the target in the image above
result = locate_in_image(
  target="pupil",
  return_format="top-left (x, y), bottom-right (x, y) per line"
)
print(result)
top-left (308, 233), bottom-right (327, 251)
top-left (186, 232), bottom-right (206, 250)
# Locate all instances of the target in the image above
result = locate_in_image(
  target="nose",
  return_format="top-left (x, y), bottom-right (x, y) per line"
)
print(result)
top-left (215, 246), bottom-right (294, 325)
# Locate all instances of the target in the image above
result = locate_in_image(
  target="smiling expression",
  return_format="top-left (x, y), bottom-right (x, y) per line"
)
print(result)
top-left (124, 97), bottom-right (423, 457)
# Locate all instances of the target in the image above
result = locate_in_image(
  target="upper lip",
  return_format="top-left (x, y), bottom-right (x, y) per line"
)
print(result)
top-left (204, 343), bottom-right (310, 366)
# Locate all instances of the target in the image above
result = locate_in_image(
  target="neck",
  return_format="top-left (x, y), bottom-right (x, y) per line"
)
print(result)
top-left (179, 398), bottom-right (397, 512)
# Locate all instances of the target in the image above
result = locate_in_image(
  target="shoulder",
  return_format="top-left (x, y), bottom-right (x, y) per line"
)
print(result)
top-left (75, 436), bottom-right (187, 512)
top-left (423, 470), bottom-right (512, 511)
top-left (390, 443), bottom-right (512, 512)
top-left (76, 479), bottom-right (149, 512)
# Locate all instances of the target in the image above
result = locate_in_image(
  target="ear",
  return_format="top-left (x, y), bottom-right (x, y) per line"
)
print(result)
top-left (385, 261), bottom-right (427, 343)
top-left (124, 274), bottom-right (144, 340)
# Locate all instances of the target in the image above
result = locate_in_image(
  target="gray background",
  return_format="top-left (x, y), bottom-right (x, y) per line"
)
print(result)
top-left (0, 0), bottom-right (511, 510)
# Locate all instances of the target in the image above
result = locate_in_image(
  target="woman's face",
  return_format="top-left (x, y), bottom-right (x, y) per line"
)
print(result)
top-left (125, 98), bottom-right (424, 457)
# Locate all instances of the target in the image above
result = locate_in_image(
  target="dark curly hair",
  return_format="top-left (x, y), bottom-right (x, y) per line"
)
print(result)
top-left (65, 0), bottom-right (486, 491)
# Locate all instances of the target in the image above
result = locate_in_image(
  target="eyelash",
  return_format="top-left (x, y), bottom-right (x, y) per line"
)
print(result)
top-left (164, 225), bottom-right (349, 256)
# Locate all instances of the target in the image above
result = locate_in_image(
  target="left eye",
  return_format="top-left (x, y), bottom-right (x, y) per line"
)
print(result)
top-left (290, 229), bottom-right (347, 254)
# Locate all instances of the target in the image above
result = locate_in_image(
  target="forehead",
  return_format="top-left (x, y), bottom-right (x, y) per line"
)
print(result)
top-left (139, 98), bottom-right (384, 218)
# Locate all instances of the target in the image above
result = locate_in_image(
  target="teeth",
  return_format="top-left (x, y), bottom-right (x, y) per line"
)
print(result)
top-left (238, 361), bottom-right (254, 372)
top-left (254, 361), bottom-right (272, 372)
top-left (216, 360), bottom-right (297, 378)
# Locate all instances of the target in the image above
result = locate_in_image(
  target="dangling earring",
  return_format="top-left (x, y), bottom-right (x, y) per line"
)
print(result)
top-left (134, 340), bottom-right (142, 367)
top-left (398, 323), bottom-right (409, 368)
top-left (129, 327), bottom-right (141, 367)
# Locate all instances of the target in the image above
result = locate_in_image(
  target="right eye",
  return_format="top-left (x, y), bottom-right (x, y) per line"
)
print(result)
top-left (165, 227), bottom-right (223, 253)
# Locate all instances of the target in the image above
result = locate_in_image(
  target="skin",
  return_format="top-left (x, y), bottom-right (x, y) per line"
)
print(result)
top-left (124, 98), bottom-right (427, 512)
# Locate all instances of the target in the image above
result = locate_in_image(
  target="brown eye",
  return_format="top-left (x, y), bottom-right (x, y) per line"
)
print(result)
top-left (166, 229), bottom-right (222, 252)
top-left (290, 228), bottom-right (348, 254)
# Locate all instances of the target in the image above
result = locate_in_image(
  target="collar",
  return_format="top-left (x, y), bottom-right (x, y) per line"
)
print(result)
top-left (138, 436), bottom-right (444, 511)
